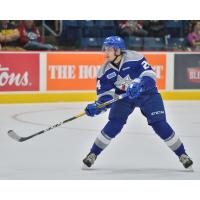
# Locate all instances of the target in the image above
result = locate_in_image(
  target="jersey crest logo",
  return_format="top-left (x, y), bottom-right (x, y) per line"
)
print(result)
top-left (107, 72), bottom-right (117, 79)
top-left (114, 75), bottom-right (133, 91)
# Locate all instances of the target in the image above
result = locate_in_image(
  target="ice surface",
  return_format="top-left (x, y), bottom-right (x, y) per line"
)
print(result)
top-left (0, 101), bottom-right (199, 180)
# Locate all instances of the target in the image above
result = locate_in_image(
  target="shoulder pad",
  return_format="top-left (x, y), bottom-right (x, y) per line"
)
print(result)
top-left (123, 50), bottom-right (144, 63)
top-left (97, 62), bottom-right (113, 78)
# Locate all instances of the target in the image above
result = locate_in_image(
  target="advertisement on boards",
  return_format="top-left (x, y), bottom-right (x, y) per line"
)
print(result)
top-left (47, 53), bottom-right (105, 90)
top-left (174, 54), bottom-right (200, 89)
top-left (47, 52), bottom-right (166, 91)
top-left (0, 53), bottom-right (40, 91)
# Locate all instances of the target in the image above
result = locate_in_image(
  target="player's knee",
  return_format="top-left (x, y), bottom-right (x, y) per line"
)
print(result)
top-left (150, 120), bottom-right (174, 140)
top-left (102, 119), bottom-right (125, 138)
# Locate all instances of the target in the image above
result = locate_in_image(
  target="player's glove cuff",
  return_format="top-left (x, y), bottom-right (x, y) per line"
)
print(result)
top-left (85, 101), bottom-right (107, 117)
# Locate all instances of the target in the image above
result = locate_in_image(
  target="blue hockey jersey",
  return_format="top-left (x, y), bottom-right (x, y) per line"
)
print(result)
top-left (96, 50), bottom-right (157, 103)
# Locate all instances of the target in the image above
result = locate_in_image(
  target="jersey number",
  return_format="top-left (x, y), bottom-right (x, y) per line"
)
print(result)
top-left (141, 61), bottom-right (150, 70)
top-left (97, 80), bottom-right (101, 90)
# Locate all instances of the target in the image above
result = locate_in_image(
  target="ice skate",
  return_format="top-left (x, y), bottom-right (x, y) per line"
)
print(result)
top-left (179, 154), bottom-right (193, 171)
top-left (82, 153), bottom-right (97, 170)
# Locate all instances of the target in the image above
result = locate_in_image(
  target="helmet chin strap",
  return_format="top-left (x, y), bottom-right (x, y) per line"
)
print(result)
top-left (112, 49), bottom-right (122, 64)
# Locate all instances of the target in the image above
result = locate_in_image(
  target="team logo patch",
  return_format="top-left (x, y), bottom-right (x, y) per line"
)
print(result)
top-left (151, 111), bottom-right (165, 116)
top-left (107, 72), bottom-right (117, 79)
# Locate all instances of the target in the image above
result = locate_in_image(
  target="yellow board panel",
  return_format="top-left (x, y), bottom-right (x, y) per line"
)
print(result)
top-left (0, 91), bottom-right (200, 104)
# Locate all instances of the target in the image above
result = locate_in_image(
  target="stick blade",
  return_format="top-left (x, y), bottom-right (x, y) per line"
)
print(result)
top-left (7, 130), bottom-right (24, 142)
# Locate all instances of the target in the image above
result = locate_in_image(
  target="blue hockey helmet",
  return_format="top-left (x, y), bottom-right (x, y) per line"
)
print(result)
top-left (102, 36), bottom-right (126, 52)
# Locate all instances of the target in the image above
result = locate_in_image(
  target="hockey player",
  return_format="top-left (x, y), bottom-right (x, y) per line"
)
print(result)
top-left (82, 36), bottom-right (193, 170)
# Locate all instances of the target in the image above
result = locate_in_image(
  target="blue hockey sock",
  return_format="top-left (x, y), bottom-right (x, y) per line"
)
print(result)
top-left (174, 144), bottom-right (186, 157)
top-left (90, 131), bottom-right (112, 156)
top-left (90, 143), bottom-right (103, 156)
top-left (164, 131), bottom-right (186, 157)
top-left (152, 121), bottom-right (186, 157)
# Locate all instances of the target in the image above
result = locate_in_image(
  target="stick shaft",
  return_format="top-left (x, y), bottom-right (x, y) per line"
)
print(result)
top-left (9, 93), bottom-right (127, 142)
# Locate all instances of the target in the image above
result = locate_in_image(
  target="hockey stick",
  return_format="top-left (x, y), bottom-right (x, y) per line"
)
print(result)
top-left (7, 93), bottom-right (127, 142)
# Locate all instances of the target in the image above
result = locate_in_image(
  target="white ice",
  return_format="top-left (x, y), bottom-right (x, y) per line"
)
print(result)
top-left (0, 100), bottom-right (200, 180)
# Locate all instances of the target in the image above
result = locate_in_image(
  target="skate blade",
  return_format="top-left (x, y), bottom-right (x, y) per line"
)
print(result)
top-left (185, 166), bottom-right (194, 172)
top-left (81, 163), bottom-right (91, 170)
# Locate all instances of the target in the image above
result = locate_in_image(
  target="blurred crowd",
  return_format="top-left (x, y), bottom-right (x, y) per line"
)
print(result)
top-left (0, 20), bottom-right (57, 51)
top-left (0, 20), bottom-right (200, 51)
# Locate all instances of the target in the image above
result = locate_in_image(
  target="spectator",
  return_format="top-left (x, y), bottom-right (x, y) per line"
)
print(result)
top-left (143, 20), bottom-right (164, 37)
top-left (18, 20), bottom-right (57, 50)
top-left (45, 20), bottom-right (60, 34)
top-left (117, 20), bottom-right (148, 38)
top-left (187, 21), bottom-right (200, 51)
top-left (0, 20), bottom-right (22, 50)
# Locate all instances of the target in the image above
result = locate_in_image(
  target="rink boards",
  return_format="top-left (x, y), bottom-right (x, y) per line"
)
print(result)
top-left (0, 51), bottom-right (200, 103)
